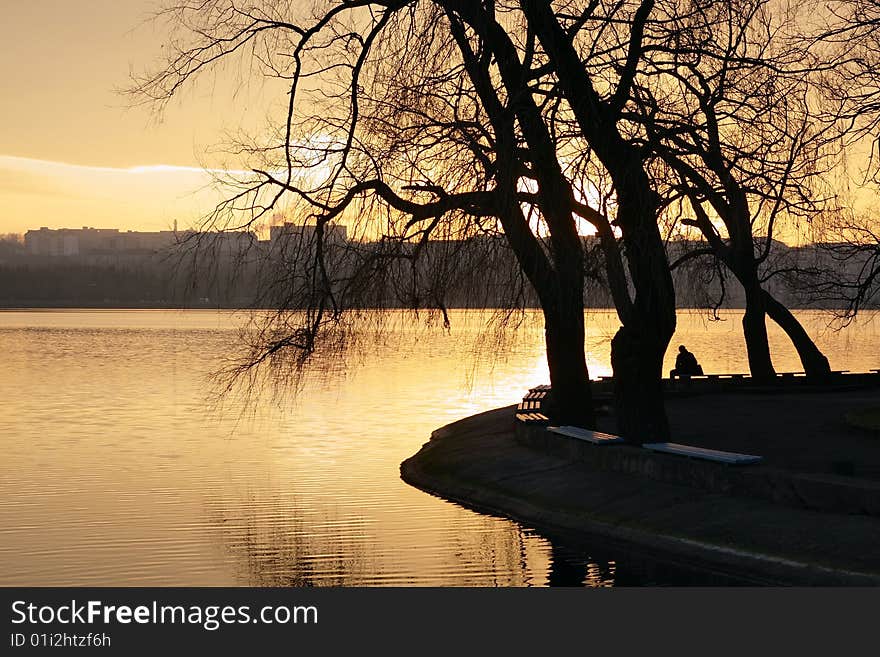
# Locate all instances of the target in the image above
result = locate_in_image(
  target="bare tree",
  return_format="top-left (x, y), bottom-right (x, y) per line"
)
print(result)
top-left (817, 1), bottom-right (880, 155)
top-left (132, 1), bottom-right (619, 425)
top-left (497, 0), bottom-right (679, 440)
top-left (793, 1), bottom-right (880, 318)
top-left (791, 207), bottom-right (880, 317)
top-left (600, 0), bottom-right (839, 379)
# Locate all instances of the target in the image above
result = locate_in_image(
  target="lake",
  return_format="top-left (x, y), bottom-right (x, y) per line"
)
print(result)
top-left (1, 308), bottom-right (877, 586)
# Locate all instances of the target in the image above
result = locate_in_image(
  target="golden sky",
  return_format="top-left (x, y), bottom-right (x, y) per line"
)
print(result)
top-left (2, 1), bottom-right (877, 240)
top-left (0, 0), bottom-right (272, 234)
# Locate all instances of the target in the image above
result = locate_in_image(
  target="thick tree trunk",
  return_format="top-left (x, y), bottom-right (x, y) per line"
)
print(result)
top-left (763, 290), bottom-right (832, 378)
top-left (544, 301), bottom-right (594, 426)
top-left (445, 5), bottom-right (595, 426)
top-left (742, 285), bottom-right (777, 381)
top-left (609, 176), bottom-right (677, 444)
top-left (492, 0), bottom-right (673, 436)
top-left (611, 324), bottom-right (670, 443)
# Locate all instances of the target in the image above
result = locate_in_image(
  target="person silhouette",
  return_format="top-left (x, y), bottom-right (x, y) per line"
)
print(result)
top-left (670, 345), bottom-right (703, 383)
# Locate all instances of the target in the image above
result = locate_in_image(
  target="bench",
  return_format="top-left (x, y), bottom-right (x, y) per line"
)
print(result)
top-left (516, 412), bottom-right (550, 424)
top-left (520, 387), bottom-right (550, 404)
top-left (642, 442), bottom-right (762, 465)
top-left (548, 425), bottom-right (625, 444)
top-left (516, 386), bottom-right (552, 422)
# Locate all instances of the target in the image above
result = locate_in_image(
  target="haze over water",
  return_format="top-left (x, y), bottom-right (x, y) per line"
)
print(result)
top-left (1, 309), bottom-right (876, 586)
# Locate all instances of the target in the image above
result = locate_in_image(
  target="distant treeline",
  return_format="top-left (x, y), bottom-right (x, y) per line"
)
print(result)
top-left (0, 259), bottom-right (858, 310)
top-left (0, 235), bottom-right (875, 310)
top-left (0, 254), bottom-right (262, 309)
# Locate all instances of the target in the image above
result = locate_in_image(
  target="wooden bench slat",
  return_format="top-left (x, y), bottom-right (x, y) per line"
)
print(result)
top-left (516, 412), bottom-right (549, 423)
top-left (642, 442), bottom-right (762, 465)
top-left (548, 425), bottom-right (625, 444)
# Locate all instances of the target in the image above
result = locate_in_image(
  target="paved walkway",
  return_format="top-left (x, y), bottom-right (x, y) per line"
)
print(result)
top-left (635, 388), bottom-right (880, 479)
top-left (401, 403), bottom-right (880, 585)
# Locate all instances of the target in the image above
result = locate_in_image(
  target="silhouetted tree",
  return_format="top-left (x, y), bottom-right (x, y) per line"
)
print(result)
top-left (621, 0), bottom-right (837, 378)
top-left (133, 1), bottom-right (621, 426)
top-left (795, 0), bottom-right (880, 317)
top-left (790, 207), bottom-right (880, 317)
top-left (501, 0), bottom-right (678, 439)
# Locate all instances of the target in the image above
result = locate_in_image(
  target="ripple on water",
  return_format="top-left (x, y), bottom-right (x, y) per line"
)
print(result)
top-left (1, 309), bottom-right (877, 586)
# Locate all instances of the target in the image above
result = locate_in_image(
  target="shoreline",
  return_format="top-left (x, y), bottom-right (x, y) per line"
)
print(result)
top-left (1, 304), bottom-right (878, 311)
top-left (401, 404), bottom-right (880, 585)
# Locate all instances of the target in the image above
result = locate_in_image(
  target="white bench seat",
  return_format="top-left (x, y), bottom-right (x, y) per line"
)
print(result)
top-left (548, 426), bottom-right (625, 444)
top-left (642, 442), bottom-right (762, 465)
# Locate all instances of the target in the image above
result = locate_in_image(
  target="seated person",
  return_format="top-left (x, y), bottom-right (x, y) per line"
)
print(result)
top-left (670, 345), bottom-right (703, 380)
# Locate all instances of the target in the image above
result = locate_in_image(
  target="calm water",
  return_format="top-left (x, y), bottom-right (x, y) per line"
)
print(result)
top-left (0, 309), bottom-right (877, 586)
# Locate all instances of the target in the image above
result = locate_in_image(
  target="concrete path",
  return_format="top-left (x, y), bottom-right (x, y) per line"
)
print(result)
top-left (401, 405), bottom-right (880, 585)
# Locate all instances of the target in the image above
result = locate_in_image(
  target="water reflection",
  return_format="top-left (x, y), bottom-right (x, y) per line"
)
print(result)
top-left (202, 487), bottom-right (558, 586)
top-left (542, 536), bottom-right (758, 586)
top-left (0, 309), bottom-right (876, 586)
top-left (547, 542), bottom-right (613, 587)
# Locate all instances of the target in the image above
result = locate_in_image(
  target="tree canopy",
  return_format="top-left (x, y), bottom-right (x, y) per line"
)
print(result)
top-left (133, 0), bottom-right (880, 439)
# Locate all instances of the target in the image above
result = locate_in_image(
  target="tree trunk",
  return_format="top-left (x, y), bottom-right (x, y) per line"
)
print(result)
top-left (543, 288), bottom-right (594, 427)
top-left (742, 285), bottom-right (777, 381)
top-left (445, 5), bottom-right (595, 426)
top-left (511, 0), bottom-right (674, 437)
top-left (610, 175), bottom-right (676, 444)
top-left (611, 324), bottom-right (670, 443)
top-left (763, 290), bottom-right (832, 378)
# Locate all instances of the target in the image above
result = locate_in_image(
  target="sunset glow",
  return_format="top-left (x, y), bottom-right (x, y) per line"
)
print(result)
top-left (3, 0), bottom-right (880, 614)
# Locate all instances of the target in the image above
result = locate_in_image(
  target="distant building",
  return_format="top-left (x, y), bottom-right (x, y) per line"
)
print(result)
top-left (189, 230), bottom-right (257, 256)
top-left (25, 227), bottom-right (181, 257)
top-left (23, 226), bottom-right (258, 258)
